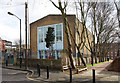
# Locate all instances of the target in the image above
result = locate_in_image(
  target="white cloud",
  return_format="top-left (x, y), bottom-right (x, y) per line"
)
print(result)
top-left (0, 0), bottom-right (75, 44)
top-left (0, 24), bottom-right (19, 41)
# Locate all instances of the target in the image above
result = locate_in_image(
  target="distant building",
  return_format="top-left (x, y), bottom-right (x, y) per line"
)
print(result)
top-left (107, 43), bottom-right (119, 59)
top-left (0, 37), bottom-right (5, 58)
top-left (30, 14), bottom-right (93, 62)
top-left (12, 44), bottom-right (30, 58)
top-left (0, 38), bottom-right (12, 63)
top-left (0, 37), bottom-right (5, 50)
top-left (2, 40), bottom-right (12, 49)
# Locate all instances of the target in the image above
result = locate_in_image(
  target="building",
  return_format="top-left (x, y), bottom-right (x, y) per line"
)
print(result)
top-left (30, 14), bottom-right (93, 63)
top-left (0, 37), bottom-right (5, 58)
top-left (2, 40), bottom-right (12, 49)
top-left (2, 40), bottom-right (12, 55)
top-left (0, 38), bottom-right (13, 63)
top-left (107, 43), bottom-right (119, 59)
top-left (0, 37), bottom-right (5, 51)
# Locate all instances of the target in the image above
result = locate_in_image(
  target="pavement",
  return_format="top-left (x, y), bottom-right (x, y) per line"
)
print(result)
top-left (2, 68), bottom-right (29, 81)
top-left (1, 60), bottom-right (120, 83)
top-left (1, 65), bottom-right (43, 83)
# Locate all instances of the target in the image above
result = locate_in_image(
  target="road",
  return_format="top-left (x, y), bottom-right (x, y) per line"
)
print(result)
top-left (1, 68), bottom-right (40, 83)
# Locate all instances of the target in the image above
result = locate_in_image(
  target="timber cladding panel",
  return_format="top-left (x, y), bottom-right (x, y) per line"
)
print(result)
top-left (30, 14), bottom-right (76, 58)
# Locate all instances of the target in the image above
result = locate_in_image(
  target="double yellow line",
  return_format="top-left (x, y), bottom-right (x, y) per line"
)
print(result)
top-left (26, 72), bottom-right (41, 82)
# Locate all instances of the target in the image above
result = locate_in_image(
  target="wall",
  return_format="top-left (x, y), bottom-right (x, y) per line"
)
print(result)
top-left (15, 58), bottom-right (62, 70)
top-left (75, 18), bottom-right (93, 57)
top-left (30, 14), bottom-right (76, 59)
top-left (107, 56), bottom-right (120, 72)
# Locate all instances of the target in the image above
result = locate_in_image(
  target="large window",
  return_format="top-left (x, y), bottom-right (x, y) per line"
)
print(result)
top-left (45, 51), bottom-right (48, 59)
top-left (56, 24), bottom-right (62, 42)
top-left (44, 27), bottom-right (48, 41)
top-left (39, 51), bottom-right (44, 59)
top-left (38, 23), bottom-right (62, 43)
top-left (57, 51), bottom-right (61, 59)
top-left (39, 28), bottom-right (44, 43)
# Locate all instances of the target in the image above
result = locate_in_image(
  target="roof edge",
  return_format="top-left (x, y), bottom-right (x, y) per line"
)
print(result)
top-left (30, 14), bottom-right (76, 25)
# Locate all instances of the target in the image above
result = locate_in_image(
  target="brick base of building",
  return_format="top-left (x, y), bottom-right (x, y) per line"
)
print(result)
top-left (107, 56), bottom-right (120, 72)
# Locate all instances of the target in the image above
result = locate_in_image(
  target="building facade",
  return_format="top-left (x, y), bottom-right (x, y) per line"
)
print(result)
top-left (30, 14), bottom-right (92, 60)
top-left (107, 43), bottom-right (119, 59)
top-left (0, 37), bottom-right (5, 51)
top-left (0, 37), bottom-right (5, 58)
top-left (0, 37), bottom-right (13, 63)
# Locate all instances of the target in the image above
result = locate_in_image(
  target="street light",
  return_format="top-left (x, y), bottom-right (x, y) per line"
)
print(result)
top-left (8, 12), bottom-right (22, 68)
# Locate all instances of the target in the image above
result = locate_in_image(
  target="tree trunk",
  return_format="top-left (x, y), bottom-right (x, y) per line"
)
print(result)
top-left (77, 54), bottom-right (80, 66)
top-left (68, 48), bottom-right (75, 69)
top-left (95, 56), bottom-right (97, 63)
top-left (77, 47), bottom-right (86, 67)
top-left (99, 56), bottom-right (101, 62)
top-left (105, 56), bottom-right (107, 61)
top-left (62, 14), bottom-right (76, 69)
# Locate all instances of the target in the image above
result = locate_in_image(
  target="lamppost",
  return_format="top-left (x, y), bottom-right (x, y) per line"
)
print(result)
top-left (8, 12), bottom-right (22, 68)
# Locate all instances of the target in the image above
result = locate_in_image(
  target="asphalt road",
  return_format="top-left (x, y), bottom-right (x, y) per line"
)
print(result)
top-left (1, 68), bottom-right (40, 83)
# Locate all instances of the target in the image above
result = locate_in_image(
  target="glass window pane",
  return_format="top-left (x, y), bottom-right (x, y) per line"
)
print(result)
top-left (57, 51), bottom-right (61, 59)
top-left (59, 31), bottom-right (62, 36)
top-left (39, 28), bottom-right (43, 37)
top-left (56, 25), bottom-right (59, 31)
top-left (44, 27), bottom-right (48, 38)
top-left (39, 37), bottom-right (43, 43)
top-left (39, 51), bottom-right (44, 59)
top-left (39, 28), bottom-right (44, 42)
top-left (41, 51), bottom-right (44, 59)
top-left (59, 36), bottom-right (62, 41)
top-left (58, 24), bottom-right (62, 31)
top-left (57, 36), bottom-right (62, 41)
top-left (56, 31), bottom-right (61, 36)
top-left (52, 27), bottom-right (55, 35)
top-left (56, 24), bottom-right (62, 42)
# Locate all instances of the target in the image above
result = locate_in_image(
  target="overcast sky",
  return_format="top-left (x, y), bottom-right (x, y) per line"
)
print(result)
top-left (0, 0), bottom-right (119, 44)
top-left (0, 0), bottom-right (75, 44)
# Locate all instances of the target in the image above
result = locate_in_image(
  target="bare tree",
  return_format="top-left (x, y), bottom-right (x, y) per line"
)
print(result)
top-left (50, 0), bottom-right (76, 68)
top-left (114, 1), bottom-right (120, 29)
top-left (74, 1), bottom-right (96, 65)
top-left (89, 2), bottom-right (117, 62)
top-left (114, 1), bottom-right (120, 59)
top-left (50, 0), bottom-right (90, 67)
top-left (14, 39), bottom-right (24, 50)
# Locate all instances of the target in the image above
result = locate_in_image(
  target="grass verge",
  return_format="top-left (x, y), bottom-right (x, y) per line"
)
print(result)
top-left (87, 60), bottom-right (112, 68)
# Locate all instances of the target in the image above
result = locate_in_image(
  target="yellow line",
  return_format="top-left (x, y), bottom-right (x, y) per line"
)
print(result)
top-left (26, 72), bottom-right (41, 82)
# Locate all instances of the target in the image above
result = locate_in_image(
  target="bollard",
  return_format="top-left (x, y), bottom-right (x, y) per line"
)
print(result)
top-left (37, 64), bottom-right (40, 77)
top-left (20, 58), bottom-right (22, 68)
top-left (38, 64), bottom-right (40, 77)
top-left (37, 64), bottom-right (38, 73)
top-left (70, 67), bottom-right (72, 83)
top-left (6, 60), bottom-right (8, 66)
top-left (107, 58), bottom-right (109, 62)
top-left (47, 66), bottom-right (49, 79)
top-left (93, 69), bottom-right (95, 83)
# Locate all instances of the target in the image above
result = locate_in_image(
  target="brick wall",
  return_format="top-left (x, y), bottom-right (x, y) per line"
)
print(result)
top-left (15, 58), bottom-right (62, 70)
top-left (107, 56), bottom-right (120, 72)
top-left (30, 14), bottom-right (76, 58)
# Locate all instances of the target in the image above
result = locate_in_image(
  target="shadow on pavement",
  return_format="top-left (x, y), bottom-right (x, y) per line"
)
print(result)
top-left (1, 81), bottom-right (119, 83)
